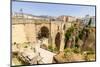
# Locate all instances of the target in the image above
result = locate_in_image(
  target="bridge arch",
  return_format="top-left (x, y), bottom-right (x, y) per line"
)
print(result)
top-left (38, 26), bottom-right (49, 39)
top-left (55, 32), bottom-right (61, 50)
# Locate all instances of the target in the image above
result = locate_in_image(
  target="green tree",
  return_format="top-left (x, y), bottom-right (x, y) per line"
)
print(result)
top-left (88, 18), bottom-right (92, 26)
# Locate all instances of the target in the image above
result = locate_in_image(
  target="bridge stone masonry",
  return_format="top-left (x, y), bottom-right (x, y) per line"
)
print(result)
top-left (12, 15), bottom-right (74, 52)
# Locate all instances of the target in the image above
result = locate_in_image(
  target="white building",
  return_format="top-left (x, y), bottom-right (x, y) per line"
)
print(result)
top-left (91, 16), bottom-right (95, 27)
top-left (57, 15), bottom-right (76, 22)
top-left (81, 15), bottom-right (95, 27)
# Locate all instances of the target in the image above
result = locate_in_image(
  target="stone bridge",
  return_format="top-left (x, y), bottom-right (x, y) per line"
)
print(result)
top-left (12, 17), bottom-right (72, 51)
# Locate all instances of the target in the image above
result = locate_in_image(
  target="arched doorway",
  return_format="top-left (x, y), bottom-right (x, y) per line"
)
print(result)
top-left (55, 32), bottom-right (61, 50)
top-left (38, 26), bottom-right (49, 39)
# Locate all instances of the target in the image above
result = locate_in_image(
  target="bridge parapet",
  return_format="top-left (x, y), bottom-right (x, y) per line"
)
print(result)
top-left (12, 18), bottom-right (51, 25)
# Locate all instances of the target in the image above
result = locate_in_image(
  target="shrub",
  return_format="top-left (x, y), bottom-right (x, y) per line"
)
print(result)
top-left (72, 48), bottom-right (81, 54)
top-left (78, 31), bottom-right (83, 40)
top-left (65, 31), bottom-right (71, 40)
top-left (48, 45), bottom-right (53, 52)
top-left (64, 48), bottom-right (72, 54)
top-left (84, 54), bottom-right (95, 61)
top-left (54, 47), bottom-right (58, 52)
top-left (86, 50), bottom-right (95, 55)
top-left (24, 46), bottom-right (28, 48)
top-left (64, 49), bottom-right (74, 62)
top-left (65, 26), bottom-right (74, 41)
top-left (65, 53), bottom-right (73, 62)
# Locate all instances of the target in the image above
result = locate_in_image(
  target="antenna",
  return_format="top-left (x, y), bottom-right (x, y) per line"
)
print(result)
top-left (20, 8), bottom-right (23, 18)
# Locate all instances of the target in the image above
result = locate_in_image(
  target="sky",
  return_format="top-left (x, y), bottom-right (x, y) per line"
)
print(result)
top-left (12, 1), bottom-right (95, 17)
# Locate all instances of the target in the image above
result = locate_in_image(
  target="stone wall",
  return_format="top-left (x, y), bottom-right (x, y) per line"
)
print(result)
top-left (24, 24), bottom-right (37, 43)
top-left (12, 24), bottom-right (28, 43)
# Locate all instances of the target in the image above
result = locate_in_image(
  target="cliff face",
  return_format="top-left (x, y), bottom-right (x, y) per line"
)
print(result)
top-left (82, 30), bottom-right (95, 51)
